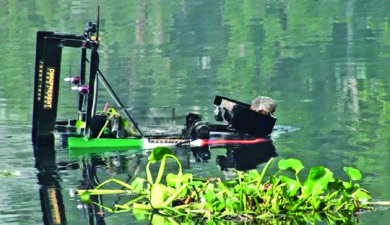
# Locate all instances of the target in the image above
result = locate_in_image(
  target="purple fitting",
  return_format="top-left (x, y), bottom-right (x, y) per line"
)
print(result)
top-left (79, 85), bottom-right (89, 94)
top-left (72, 76), bottom-right (81, 84)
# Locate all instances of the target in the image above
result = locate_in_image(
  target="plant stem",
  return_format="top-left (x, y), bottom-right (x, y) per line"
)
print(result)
top-left (256, 158), bottom-right (275, 192)
top-left (77, 189), bottom-right (133, 195)
top-left (121, 195), bottom-right (147, 206)
top-left (369, 201), bottom-right (390, 206)
top-left (162, 183), bottom-right (189, 207)
top-left (291, 195), bottom-right (310, 212)
top-left (133, 203), bottom-right (152, 210)
top-left (146, 162), bottom-right (153, 184)
top-left (155, 154), bottom-right (182, 185)
top-left (94, 178), bottom-right (134, 190)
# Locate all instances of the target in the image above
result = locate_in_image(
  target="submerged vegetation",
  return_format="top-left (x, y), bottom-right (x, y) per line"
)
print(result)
top-left (78, 147), bottom-right (374, 224)
top-left (0, 170), bottom-right (20, 177)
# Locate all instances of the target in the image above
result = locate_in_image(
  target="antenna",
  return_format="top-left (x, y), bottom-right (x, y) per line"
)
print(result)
top-left (96, 5), bottom-right (100, 42)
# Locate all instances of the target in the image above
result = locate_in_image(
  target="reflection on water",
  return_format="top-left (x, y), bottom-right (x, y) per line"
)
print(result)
top-left (33, 133), bottom-right (280, 224)
top-left (1, 0), bottom-right (390, 224)
top-left (34, 134), bottom-right (67, 225)
top-left (215, 141), bottom-right (277, 171)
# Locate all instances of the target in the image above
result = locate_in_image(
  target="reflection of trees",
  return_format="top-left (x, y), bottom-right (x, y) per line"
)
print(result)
top-left (1, 1), bottom-right (390, 154)
top-left (1, 0), bottom-right (390, 153)
top-left (342, 75), bottom-right (359, 118)
top-left (2, 0), bottom-right (389, 121)
top-left (341, 0), bottom-right (359, 122)
top-left (1, 0), bottom-right (388, 163)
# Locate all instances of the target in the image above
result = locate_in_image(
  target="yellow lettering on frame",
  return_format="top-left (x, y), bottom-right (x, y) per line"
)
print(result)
top-left (43, 67), bottom-right (55, 109)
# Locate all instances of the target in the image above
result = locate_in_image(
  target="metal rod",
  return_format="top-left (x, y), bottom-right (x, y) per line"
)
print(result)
top-left (78, 46), bottom-right (86, 112)
top-left (95, 68), bottom-right (144, 137)
top-left (85, 46), bottom-right (99, 138)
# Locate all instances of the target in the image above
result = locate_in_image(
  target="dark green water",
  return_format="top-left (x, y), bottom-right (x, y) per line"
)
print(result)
top-left (1, 0), bottom-right (390, 224)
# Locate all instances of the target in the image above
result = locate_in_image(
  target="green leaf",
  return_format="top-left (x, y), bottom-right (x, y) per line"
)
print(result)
top-left (215, 201), bottom-right (226, 212)
top-left (280, 175), bottom-right (301, 197)
top-left (246, 183), bottom-right (257, 194)
top-left (132, 208), bottom-right (147, 221)
top-left (204, 183), bottom-right (215, 202)
top-left (310, 195), bottom-right (322, 210)
top-left (302, 166), bottom-right (334, 196)
top-left (166, 173), bottom-right (178, 187)
top-left (270, 197), bottom-right (280, 214)
top-left (166, 173), bottom-right (192, 188)
top-left (222, 180), bottom-right (237, 188)
top-left (278, 158), bottom-right (304, 174)
top-left (327, 178), bottom-right (344, 191)
top-left (131, 177), bottom-right (146, 193)
top-left (343, 167), bottom-right (362, 181)
top-left (191, 180), bottom-right (203, 188)
top-left (270, 176), bottom-right (279, 185)
top-left (247, 169), bottom-right (260, 180)
top-left (353, 189), bottom-right (371, 203)
top-left (148, 147), bottom-right (173, 163)
top-left (151, 214), bottom-right (169, 225)
top-left (150, 184), bottom-right (167, 208)
top-left (343, 181), bottom-right (352, 189)
top-left (226, 197), bottom-right (240, 211)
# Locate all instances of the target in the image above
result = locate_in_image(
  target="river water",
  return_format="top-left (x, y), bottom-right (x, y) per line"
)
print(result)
top-left (1, 0), bottom-right (390, 224)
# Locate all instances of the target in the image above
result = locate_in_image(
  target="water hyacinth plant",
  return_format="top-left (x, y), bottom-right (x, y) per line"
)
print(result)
top-left (77, 147), bottom-right (374, 223)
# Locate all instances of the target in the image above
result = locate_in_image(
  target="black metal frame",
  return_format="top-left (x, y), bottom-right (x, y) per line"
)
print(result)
top-left (32, 28), bottom-right (100, 146)
top-left (183, 96), bottom-right (277, 140)
top-left (214, 95), bottom-right (277, 137)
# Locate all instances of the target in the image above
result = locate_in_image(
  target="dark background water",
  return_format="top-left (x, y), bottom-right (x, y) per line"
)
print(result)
top-left (1, 0), bottom-right (390, 224)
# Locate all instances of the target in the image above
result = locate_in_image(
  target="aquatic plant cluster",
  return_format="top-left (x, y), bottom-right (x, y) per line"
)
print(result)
top-left (77, 147), bottom-right (372, 223)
